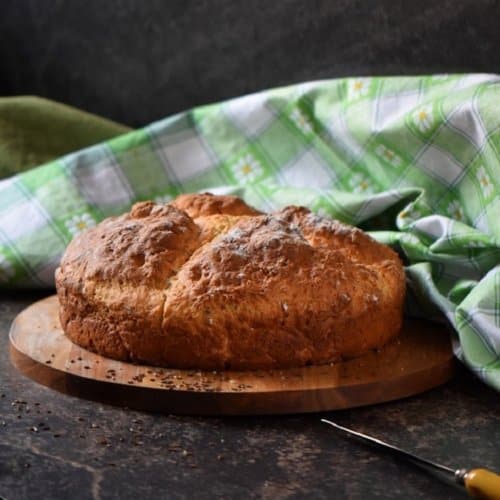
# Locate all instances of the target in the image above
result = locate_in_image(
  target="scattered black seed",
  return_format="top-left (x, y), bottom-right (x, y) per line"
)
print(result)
top-left (53, 434), bottom-right (61, 438)
top-left (45, 360), bottom-right (51, 364)
top-left (77, 417), bottom-right (85, 421)
top-left (77, 357), bottom-right (82, 361)
top-left (217, 454), bottom-right (224, 461)
top-left (84, 366), bottom-right (90, 370)
top-left (24, 463), bottom-right (31, 468)
top-left (34, 403), bottom-right (40, 406)
top-left (70, 360), bottom-right (75, 364)
top-left (0, 394), bottom-right (5, 398)
top-left (51, 354), bottom-right (55, 358)
top-left (98, 438), bottom-right (108, 446)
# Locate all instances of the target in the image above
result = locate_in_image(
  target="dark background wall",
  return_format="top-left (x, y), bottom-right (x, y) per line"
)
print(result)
top-left (1, 0), bottom-right (499, 127)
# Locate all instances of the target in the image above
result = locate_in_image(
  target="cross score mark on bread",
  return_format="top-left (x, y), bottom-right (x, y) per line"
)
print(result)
top-left (56, 193), bottom-right (406, 370)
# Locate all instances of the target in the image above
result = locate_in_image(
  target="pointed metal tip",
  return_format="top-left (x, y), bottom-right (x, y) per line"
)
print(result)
top-left (320, 419), bottom-right (347, 431)
top-left (320, 418), bottom-right (335, 425)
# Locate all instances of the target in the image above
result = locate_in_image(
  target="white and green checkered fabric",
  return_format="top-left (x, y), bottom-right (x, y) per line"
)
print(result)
top-left (0, 74), bottom-right (499, 389)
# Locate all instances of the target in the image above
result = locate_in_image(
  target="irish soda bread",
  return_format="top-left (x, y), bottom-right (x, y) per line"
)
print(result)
top-left (56, 193), bottom-right (406, 370)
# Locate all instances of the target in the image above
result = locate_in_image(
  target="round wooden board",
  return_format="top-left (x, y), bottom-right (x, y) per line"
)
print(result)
top-left (9, 295), bottom-right (455, 415)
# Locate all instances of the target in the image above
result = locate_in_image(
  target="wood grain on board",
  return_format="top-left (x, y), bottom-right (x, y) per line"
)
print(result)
top-left (9, 296), bottom-right (455, 415)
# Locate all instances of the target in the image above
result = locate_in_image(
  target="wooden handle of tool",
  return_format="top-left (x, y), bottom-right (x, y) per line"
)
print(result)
top-left (464, 469), bottom-right (500, 499)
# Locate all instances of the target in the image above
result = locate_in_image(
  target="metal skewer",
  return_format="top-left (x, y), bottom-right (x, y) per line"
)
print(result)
top-left (321, 419), bottom-right (500, 499)
top-left (321, 419), bottom-right (455, 476)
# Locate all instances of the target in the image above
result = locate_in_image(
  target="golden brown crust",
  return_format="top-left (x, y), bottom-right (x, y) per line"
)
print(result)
top-left (169, 192), bottom-right (262, 218)
top-left (56, 193), bottom-right (406, 370)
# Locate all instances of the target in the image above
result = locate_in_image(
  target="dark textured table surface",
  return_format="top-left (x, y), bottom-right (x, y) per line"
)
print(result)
top-left (0, 292), bottom-right (499, 500)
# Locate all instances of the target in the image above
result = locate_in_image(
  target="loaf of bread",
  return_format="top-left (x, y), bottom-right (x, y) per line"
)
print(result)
top-left (55, 193), bottom-right (406, 370)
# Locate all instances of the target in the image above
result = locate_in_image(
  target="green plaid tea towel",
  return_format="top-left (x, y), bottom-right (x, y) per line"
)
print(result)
top-left (0, 74), bottom-right (499, 389)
